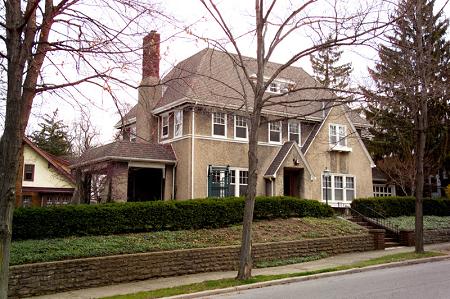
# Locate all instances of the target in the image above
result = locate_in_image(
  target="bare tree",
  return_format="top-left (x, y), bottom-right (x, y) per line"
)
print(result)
top-left (197, 0), bottom-right (391, 279)
top-left (0, 0), bottom-right (170, 295)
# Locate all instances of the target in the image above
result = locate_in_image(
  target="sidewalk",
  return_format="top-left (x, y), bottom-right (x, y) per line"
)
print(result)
top-left (32, 242), bottom-right (450, 299)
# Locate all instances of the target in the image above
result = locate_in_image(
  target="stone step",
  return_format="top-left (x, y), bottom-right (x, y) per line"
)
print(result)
top-left (385, 241), bottom-right (401, 248)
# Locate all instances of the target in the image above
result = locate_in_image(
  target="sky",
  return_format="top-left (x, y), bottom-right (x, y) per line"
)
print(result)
top-left (22, 0), bottom-right (450, 145)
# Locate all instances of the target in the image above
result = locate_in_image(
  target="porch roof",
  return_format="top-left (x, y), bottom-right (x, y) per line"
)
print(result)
top-left (71, 141), bottom-right (177, 168)
top-left (264, 141), bottom-right (315, 180)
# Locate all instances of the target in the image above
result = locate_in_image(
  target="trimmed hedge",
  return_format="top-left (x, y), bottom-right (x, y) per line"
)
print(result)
top-left (12, 196), bottom-right (333, 240)
top-left (351, 196), bottom-right (450, 217)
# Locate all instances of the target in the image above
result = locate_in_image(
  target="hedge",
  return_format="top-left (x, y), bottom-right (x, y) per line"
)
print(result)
top-left (12, 196), bottom-right (333, 240)
top-left (351, 196), bottom-right (450, 218)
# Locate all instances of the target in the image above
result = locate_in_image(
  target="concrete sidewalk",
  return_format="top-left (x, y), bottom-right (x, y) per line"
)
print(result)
top-left (32, 242), bottom-right (450, 299)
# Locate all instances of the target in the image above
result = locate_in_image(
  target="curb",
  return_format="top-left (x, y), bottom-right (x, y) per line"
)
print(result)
top-left (165, 254), bottom-right (450, 299)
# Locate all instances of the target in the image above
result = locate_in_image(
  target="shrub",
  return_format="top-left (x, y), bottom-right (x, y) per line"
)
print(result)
top-left (12, 196), bottom-right (333, 240)
top-left (351, 196), bottom-right (450, 217)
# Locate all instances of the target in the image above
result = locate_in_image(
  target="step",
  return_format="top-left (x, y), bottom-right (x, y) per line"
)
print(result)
top-left (385, 241), bottom-right (401, 248)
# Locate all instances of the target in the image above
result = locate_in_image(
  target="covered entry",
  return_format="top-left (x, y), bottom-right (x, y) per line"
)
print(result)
top-left (71, 141), bottom-right (177, 203)
top-left (283, 168), bottom-right (304, 197)
top-left (264, 141), bottom-right (314, 197)
top-left (128, 167), bottom-right (164, 201)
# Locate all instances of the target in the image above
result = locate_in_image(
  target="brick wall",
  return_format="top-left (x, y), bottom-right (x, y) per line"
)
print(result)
top-left (400, 228), bottom-right (450, 246)
top-left (8, 234), bottom-right (376, 298)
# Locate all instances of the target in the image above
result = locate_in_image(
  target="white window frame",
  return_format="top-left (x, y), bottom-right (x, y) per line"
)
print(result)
top-left (130, 126), bottom-right (137, 142)
top-left (229, 167), bottom-right (248, 197)
top-left (234, 115), bottom-right (248, 140)
top-left (174, 110), bottom-right (183, 138)
top-left (373, 184), bottom-right (396, 197)
top-left (268, 121), bottom-right (282, 144)
top-left (321, 173), bottom-right (356, 203)
top-left (288, 121), bottom-right (301, 145)
top-left (161, 114), bottom-right (169, 138)
top-left (212, 112), bottom-right (227, 138)
top-left (329, 123), bottom-right (351, 151)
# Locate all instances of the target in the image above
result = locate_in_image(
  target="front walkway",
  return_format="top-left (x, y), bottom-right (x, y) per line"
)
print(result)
top-left (33, 242), bottom-right (450, 299)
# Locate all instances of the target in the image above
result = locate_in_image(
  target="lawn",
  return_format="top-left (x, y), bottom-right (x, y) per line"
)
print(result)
top-left (11, 217), bottom-right (366, 265)
top-left (386, 216), bottom-right (450, 230)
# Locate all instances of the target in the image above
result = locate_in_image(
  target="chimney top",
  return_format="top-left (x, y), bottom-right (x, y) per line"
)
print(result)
top-left (142, 31), bottom-right (160, 79)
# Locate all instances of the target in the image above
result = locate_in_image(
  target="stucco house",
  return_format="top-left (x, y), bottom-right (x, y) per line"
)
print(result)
top-left (73, 31), bottom-right (375, 206)
top-left (18, 138), bottom-right (75, 207)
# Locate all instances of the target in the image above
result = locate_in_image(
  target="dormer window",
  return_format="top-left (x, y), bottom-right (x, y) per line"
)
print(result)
top-left (265, 80), bottom-right (293, 94)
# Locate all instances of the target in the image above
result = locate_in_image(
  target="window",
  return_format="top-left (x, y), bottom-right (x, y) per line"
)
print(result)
top-left (329, 124), bottom-right (346, 147)
top-left (208, 166), bottom-right (231, 197)
top-left (288, 122), bottom-right (300, 144)
top-left (161, 115), bottom-right (169, 138)
top-left (373, 184), bottom-right (395, 197)
top-left (234, 116), bottom-right (248, 140)
top-left (227, 168), bottom-right (248, 197)
top-left (174, 110), bottom-right (183, 137)
top-left (269, 121), bottom-right (282, 143)
top-left (130, 126), bottom-right (137, 142)
top-left (24, 164), bottom-right (35, 181)
top-left (212, 112), bottom-right (227, 137)
top-left (22, 195), bottom-right (32, 207)
top-left (265, 80), bottom-right (292, 94)
top-left (322, 173), bottom-right (355, 202)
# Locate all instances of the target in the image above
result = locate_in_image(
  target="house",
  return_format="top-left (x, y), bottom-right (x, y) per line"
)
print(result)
top-left (18, 138), bottom-right (75, 207)
top-left (72, 31), bottom-right (375, 206)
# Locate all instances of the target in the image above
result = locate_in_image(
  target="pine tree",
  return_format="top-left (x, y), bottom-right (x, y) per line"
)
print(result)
top-left (364, 0), bottom-right (450, 252)
top-left (30, 110), bottom-right (73, 156)
top-left (310, 35), bottom-right (352, 91)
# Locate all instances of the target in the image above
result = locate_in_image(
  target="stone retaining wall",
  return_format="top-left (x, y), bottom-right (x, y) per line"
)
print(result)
top-left (8, 234), bottom-right (377, 298)
top-left (400, 228), bottom-right (450, 246)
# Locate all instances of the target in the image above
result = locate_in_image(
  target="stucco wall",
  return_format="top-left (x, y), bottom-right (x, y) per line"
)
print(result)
top-left (171, 138), bottom-right (192, 200)
top-left (22, 145), bottom-right (74, 189)
top-left (304, 106), bottom-right (373, 201)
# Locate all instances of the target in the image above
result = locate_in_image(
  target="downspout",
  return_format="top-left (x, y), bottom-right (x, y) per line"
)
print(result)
top-left (191, 104), bottom-right (196, 199)
top-left (172, 163), bottom-right (176, 200)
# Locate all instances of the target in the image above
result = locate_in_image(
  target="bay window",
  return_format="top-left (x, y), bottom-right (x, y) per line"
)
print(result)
top-left (322, 173), bottom-right (355, 202)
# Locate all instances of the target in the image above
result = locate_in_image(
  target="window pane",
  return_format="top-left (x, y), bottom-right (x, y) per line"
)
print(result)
top-left (24, 164), bottom-right (34, 181)
top-left (289, 133), bottom-right (299, 144)
top-left (289, 122), bottom-right (299, 133)
top-left (214, 124), bottom-right (225, 136)
top-left (270, 131), bottom-right (280, 142)
top-left (335, 176), bottom-right (343, 188)
top-left (236, 127), bottom-right (247, 139)
top-left (239, 171), bottom-right (248, 185)
top-left (335, 189), bottom-right (344, 201)
top-left (346, 177), bottom-right (354, 188)
top-left (214, 112), bottom-right (225, 124)
top-left (346, 190), bottom-right (355, 201)
top-left (322, 188), bottom-right (332, 201)
top-left (239, 185), bottom-right (247, 196)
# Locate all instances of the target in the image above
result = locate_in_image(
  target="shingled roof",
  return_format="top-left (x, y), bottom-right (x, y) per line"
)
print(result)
top-left (153, 49), bottom-right (332, 119)
top-left (115, 105), bottom-right (137, 128)
top-left (72, 141), bottom-right (177, 167)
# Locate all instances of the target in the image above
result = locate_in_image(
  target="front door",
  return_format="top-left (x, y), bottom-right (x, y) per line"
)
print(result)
top-left (283, 168), bottom-right (301, 197)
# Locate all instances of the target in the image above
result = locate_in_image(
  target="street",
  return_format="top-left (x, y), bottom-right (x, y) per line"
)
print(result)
top-left (207, 259), bottom-right (450, 299)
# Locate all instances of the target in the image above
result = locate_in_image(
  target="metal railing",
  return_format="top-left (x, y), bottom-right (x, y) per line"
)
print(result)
top-left (345, 203), bottom-right (400, 235)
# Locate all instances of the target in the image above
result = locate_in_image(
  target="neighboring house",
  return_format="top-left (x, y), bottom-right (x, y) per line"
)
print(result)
top-left (372, 168), bottom-right (396, 197)
top-left (19, 138), bottom-right (75, 207)
top-left (73, 31), bottom-right (375, 206)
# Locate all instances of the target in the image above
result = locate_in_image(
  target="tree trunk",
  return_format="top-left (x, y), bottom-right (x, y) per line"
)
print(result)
top-left (237, 113), bottom-right (261, 280)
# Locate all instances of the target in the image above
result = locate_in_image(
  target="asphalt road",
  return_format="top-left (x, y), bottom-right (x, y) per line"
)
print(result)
top-left (207, 260), bottom-right (450, 299)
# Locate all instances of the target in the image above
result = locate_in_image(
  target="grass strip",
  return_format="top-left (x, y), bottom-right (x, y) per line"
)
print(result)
top-left (103, 251), bottom-right (443, 299)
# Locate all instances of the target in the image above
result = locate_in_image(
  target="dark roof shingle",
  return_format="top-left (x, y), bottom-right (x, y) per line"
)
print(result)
top-left (264, 141), bottom-right (295, 177)
top-left (73, 141), bottom-right (176, 167)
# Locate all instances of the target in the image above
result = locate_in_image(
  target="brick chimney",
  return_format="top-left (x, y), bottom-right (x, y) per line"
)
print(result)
top-left (142, 30), bottom-right (160, 79)
top-left (136, 30), bottom-right (162, 143)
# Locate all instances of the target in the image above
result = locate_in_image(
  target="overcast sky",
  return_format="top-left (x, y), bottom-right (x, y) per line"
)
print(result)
top-left (23, 0), bottom-right (450, 145)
